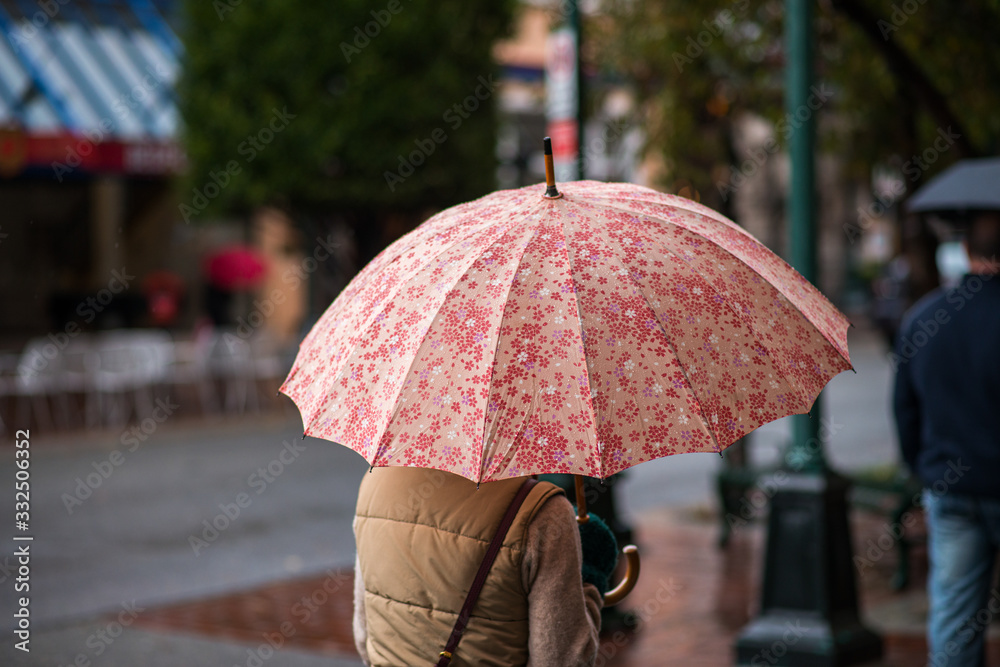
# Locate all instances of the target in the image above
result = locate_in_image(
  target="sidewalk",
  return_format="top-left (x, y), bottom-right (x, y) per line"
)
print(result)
top-left (18, 505), bottom-right (994, 666)
top-left (8, 327), bottom-right (996, 665)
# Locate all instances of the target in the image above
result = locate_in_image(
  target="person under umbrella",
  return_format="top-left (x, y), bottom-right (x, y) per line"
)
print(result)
top-left (893, 211), bottom-right (1000, 666)
top-left (352, 467), bottom-right (618, 666)
top-left (202, 244), bottom-right (267, 325)
top-left (283, 142), bottom-right (852, 665)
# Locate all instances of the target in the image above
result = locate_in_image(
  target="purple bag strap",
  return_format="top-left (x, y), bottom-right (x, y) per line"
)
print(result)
top-left (435, 478), bottom-right (538, 667)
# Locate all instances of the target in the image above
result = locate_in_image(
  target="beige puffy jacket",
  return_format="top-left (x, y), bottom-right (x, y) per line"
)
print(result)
top-left (353, 467), bottom-right (602, 666)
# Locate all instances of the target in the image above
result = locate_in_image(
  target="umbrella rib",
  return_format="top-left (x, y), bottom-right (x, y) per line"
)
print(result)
top-left (556, 209), bottom-right (606, 479)
top-left (327, 209), bottom-right (503, 353)
top-left (478, 200), bottom-right (549, 483)
top-left (347, 198), bottom-right (515, 313)
top-left (589, 196), bottom-right (849, 361)
top-left (579, 217), bottom-right (726, 456)
top-left (316, 213), bottom-right (524, 465)
top-left (369, 214), bottom-right (536, 467)
top-left (584, 199), bottom-right (846, 411)
top-left (603, 201), bottom-right (816, 414)
top-left (586, 191), bottom-right (759, 242)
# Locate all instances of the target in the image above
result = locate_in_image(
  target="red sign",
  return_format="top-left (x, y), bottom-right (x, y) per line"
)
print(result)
top-left (546, 120), bottom-right (578, 160)
top-left (546, 26), bottom-right (579, 179)
top-left (0, 130), bottom-right (186, 178)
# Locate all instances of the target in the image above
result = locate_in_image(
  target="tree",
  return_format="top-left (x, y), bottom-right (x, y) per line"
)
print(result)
top-left (593, 0), bottom-right (785, 214)
top-left (593, 0), bottom-right (1000, 304)
top-left (593, 0), bottom-right (1000, 208)
top-left (178, 0), bottom-right (515, 238)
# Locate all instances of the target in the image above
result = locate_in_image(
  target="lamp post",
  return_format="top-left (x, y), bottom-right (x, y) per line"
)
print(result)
top-left (733, 1), bottom-right (883, 664)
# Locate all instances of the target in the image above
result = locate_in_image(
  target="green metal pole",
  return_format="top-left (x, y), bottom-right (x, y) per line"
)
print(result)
top-left (736, 6), bottom-right (883, 662)
top-left (784, 0), bottom-right (825, 473)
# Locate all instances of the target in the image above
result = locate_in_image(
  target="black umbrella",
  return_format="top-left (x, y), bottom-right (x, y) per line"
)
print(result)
top-left (907, 157), bottom-right (1000, 214)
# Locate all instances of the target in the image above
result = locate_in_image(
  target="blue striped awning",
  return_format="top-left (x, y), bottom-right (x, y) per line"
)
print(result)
top-left (0, 0), bottom-right (180, 141)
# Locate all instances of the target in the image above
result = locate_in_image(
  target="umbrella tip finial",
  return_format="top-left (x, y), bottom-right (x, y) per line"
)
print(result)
top-left (542, 137), bottom-right (563, 199)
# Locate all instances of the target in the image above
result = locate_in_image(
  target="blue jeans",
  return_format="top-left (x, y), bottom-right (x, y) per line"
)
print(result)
top-left (924, 489), bottom-right (1000, 667)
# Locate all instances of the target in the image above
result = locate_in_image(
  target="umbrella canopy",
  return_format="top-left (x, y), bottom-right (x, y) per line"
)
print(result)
top-left (203, 245), bottom-right (268, 291)
top-left (281, 180), bottom-right (851, 484)
top-left (907, 156), bottom-right (1000, 214)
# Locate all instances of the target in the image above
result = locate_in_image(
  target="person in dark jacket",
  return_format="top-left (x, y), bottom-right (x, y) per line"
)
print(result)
top-left (893, 212), bottom-right (1000, 667)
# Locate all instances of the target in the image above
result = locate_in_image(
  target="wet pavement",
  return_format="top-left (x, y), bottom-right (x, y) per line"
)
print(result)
top-left (4, 328), bottom-right (995, 665)
top-left (13, 508), bottom-right (997, 666)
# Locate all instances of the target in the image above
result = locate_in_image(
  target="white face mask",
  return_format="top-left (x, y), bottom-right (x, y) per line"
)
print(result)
top-left (936, 241), bottom-right (970, 284)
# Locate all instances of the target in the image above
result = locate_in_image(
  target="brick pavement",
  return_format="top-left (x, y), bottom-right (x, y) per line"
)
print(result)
top-left (132, 507), bottom-right (1000, 666)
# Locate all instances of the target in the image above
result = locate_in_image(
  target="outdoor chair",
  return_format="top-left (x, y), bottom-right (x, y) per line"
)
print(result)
top-left (208, 329), bottom-right (260, 414)
top-left (12, 338), bottom-right (63, 431)
top-left (58, 337), bottom-right (99, 429)
top-left (166, 325), bottom-right (220, 416)
top-left (90, 330), bottom-right (172, 427)
top-left (249, 329), bottom-right (291, 398)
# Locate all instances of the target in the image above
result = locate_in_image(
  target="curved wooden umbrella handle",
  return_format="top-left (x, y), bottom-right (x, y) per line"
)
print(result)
top-left (603, 545), bottom-right (640, 606)
top-left (572, 475), bottom-right (640, 605)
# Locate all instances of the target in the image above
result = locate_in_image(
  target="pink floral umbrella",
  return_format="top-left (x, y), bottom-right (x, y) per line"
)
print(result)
top-left (282, 141), bottom-right (851, 604)
top-left (280, 176), bottom-right (851, 487)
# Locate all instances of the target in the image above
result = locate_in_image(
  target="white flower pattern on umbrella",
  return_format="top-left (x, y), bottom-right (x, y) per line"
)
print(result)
top-left (281, 181), bottom-right (851, 483)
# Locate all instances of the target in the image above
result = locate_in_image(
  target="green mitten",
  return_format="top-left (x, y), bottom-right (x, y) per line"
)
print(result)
top-left (577, 512), bottom-right (618, 596)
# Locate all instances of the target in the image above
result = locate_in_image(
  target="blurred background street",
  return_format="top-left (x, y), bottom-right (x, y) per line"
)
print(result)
top-left (1, 0), bottom-right (998, 664)
top-left (2, 327), bottom-right (961, 666)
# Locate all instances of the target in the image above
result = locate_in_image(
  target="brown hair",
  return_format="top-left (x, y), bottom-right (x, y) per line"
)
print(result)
top-left (966, 212), bottom-right (1000, 261)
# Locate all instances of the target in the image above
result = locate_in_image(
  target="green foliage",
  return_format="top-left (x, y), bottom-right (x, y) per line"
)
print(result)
top-left (594, 0), bottom-right (1000, 207)
top-left (822, 0), bottom-right (1000, 171)
top-left (594, 0), bottom-right (784, 209)
top-left (178, 0), bottom-right (515, 220)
